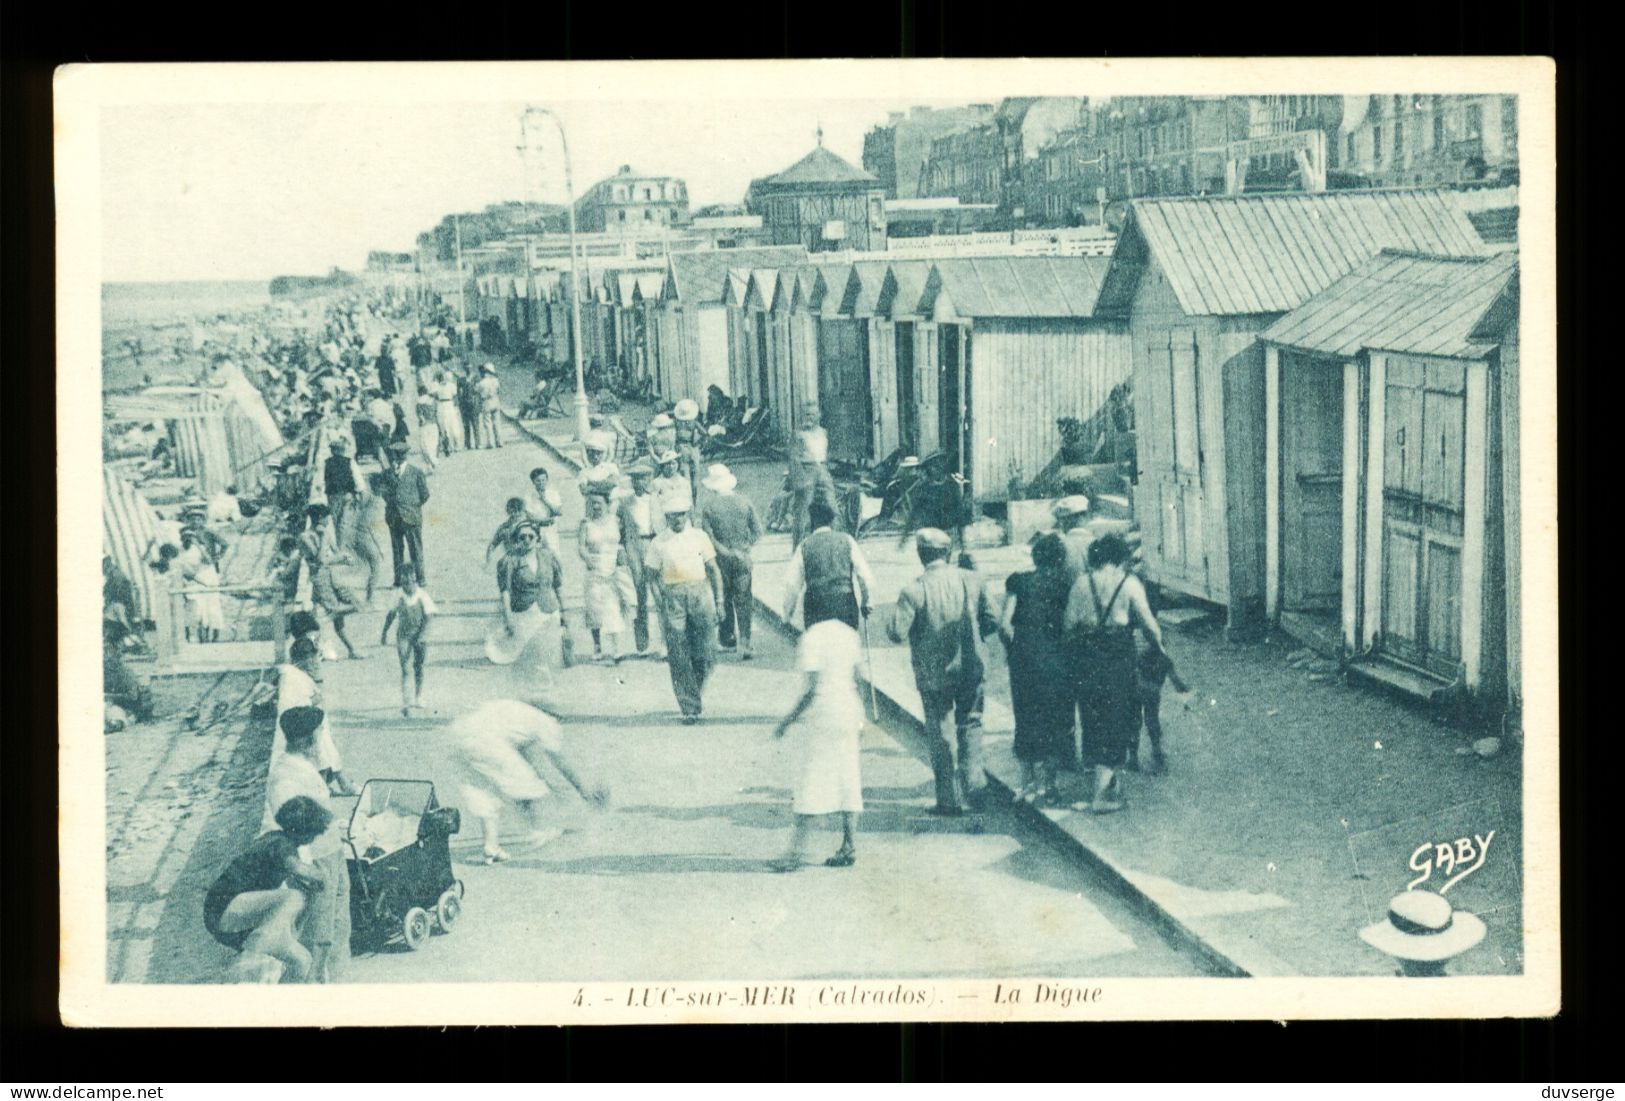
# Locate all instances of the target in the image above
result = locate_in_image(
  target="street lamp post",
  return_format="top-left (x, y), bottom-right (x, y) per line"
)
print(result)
top-left (521, 106), bottom-right (592, 445)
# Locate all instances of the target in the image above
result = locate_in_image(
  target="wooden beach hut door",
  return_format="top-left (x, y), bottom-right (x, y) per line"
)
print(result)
top-left (1282, 363), bottom-right (1343, 613)
top-left (755, 320), bottom-right (772, 408)
top-left (1380, 359), bottom-right (1466, 677)
top-left (895, 322), bottom-right (919, 455)
top-left (818, 320), bottom-right (874, 464)
top-left (937, 324), bottom-right (970, 483)
top-left (1149, 330), bottom-right (1211, 595)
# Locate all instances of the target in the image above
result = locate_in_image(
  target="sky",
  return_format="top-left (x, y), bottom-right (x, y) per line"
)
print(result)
top-left (100, 98), bottom-right (955, 283)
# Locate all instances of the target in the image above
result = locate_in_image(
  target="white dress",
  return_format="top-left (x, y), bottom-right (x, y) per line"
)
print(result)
top-left (579, 514), bottom-right (634, 634)
top-left (788, 620), bottom-right (866, 815)
top-left (449, 700), bottom-right (563, 819)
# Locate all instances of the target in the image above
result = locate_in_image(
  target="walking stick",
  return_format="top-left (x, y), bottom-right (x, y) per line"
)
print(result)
top-left (860, 608), bottom-right (880, 722)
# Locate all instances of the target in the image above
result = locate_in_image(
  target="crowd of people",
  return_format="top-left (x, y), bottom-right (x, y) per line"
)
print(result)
top-left (181, 297), bottom-right (1184, 977)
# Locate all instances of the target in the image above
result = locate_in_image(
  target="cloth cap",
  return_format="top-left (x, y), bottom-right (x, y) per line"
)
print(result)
top-left (387, 441), bottom-right (411, 455)
top-left (702, 464), bottom-right (737, 492)
top-left (625, 459), bottom-right (655, 477)
top-left (915, 528), bottom-right (952, 551)
top-left (673, 399), bottom-right (700, 422)
top-left (1053, 494), bottom-right (1091, 517)
top-left (1358, 890), bottom-right (1488, 962)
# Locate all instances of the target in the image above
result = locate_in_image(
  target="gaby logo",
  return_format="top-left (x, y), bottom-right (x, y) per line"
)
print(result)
top-left (1408, 831), bottom-right (1495, 893)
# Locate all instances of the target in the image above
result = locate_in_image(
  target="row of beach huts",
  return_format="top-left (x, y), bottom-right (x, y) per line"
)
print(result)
top-left (470, 188), bottom-right (1523, 719)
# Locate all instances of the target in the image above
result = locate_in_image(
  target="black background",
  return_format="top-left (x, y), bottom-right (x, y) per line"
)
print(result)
top-left (2, 0), bottom-right (1602, 1081)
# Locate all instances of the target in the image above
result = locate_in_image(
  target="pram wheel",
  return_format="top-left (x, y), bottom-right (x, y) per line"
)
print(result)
top-left (402, 906), bottom-right (432, 950)
top-left (435, 888), bottom-right (462, 933)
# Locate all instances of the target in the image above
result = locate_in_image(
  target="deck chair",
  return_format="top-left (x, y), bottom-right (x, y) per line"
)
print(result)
top-left (606, 414), bottom-right (644, 463)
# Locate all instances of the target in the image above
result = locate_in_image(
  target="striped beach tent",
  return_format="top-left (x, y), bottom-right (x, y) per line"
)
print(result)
top-left (102, 464), bottom-right (167, 631)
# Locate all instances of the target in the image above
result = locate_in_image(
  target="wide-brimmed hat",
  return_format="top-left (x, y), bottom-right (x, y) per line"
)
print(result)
top-left (915, 528), bottom-right (951, 551)
top-left (702, 463), bottom-right (737, 493)
top-left (649, 413), bottom-right (674, 430)
top-left (1053, 494), bottom-right (1091, 517)
top-left (672, 398), bottom-right (700, 422)
top-left (1359, 890), bottom-right (1487, 963)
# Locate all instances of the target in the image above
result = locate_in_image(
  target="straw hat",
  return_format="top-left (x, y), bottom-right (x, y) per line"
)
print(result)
top-left (898, 455), bottom-right (922, 469)
top-left (649, 413), bottom-right (675, 430)
top-left (672, 398), bottom-right (700, 422)
top-left (1053, 494), bottom-right (1091, 517)
top-left (625, 458), bottom-right (655, 477)
top-left (1359, 890), bottom-right (1487, 963)
top-left (702, 463), bottom-right (737, 493)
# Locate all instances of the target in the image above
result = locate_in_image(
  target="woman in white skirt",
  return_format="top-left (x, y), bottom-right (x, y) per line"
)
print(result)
top-left (487, 521), bottom-right (565, 695)
top-left (770, 618), bottom-right (866, 871)
top-left (577, 490), bottom-right (636, 662)
top-left (432, 369), bottom-right (464, 456)
top-left (447, 699), bottom-right (610, 864)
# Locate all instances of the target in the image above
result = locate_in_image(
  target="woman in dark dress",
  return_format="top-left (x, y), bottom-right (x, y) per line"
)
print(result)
top-left (998, 533), bottom-right (1075, 805)
top-left (1064, 532), bottom-right (1164, 814)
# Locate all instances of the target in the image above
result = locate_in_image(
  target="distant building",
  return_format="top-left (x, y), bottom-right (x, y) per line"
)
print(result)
top-left (994, 97), bottom-right (1088, 224)
top-left (366, 251), bottom-right (415, 271)
top-left (746, 138), bottom-right (887, 254)
top-left (1338, 94), bottom-right (1519, 188)
top-left (920, 124), bottom-right (1003, 206)
top-left (882, 197), bottom-right (999, 238)
top-left (575, 165), bottom-right (690, 235)
top-left (862, 104), bottom-right (997, 199)
top-left (687, 214), bottom-right (770, 249)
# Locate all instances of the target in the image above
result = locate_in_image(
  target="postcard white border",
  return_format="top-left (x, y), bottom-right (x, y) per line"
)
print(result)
top-left (56, 56), bottom-right (1559, 1026)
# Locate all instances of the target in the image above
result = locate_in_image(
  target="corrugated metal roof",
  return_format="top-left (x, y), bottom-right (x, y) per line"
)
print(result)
top-left (922, 256), bottom-right (1112, 319)
top-left (1104, 190), bottom-right (1488, 318)
top-left (666, 246), bottom-right (808, 304)
top-left (843, 260), bottom-right (891, 316)
top-left (877, 260), bottom-right (933, 317)
top-left (1261, 249), bottom-right (1518, 360)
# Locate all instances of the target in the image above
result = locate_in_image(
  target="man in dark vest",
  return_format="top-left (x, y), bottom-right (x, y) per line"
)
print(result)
top-left (781, 501), bottom-right (876, 630)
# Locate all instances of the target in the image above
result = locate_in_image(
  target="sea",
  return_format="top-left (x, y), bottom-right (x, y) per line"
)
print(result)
top-left (102, 279), bottom-right (272, 328)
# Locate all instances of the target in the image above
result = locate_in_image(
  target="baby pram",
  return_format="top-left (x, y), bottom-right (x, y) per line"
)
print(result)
top-left (341, 779), bottom-right (464, 952)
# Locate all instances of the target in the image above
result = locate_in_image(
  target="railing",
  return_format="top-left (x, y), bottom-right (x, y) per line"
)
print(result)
top-left (160, 582), bottom-right (289, 668)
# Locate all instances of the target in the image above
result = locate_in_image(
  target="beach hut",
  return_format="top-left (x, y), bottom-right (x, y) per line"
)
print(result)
top-left (900, 256), bottom-right (1127, 504)
top-left (1093, 190), bottom-right (1487, 630)
top-left (1259, 249), bottom-right (1520, 706)
top-left (656, 245), bottom-right (807, 408)
top-left (875, 260), bottom-right (935, 457)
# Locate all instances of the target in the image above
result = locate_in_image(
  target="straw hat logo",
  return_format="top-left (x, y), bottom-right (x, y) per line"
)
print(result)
top-left (1359, 889), bottom-right (1486, 963)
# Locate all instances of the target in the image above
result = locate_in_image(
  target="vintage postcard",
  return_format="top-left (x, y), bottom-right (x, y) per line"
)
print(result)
top-left (56, 57), bottom-right (1558, 1025)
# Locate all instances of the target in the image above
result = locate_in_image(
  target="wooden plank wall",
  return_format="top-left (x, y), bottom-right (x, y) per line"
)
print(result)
top-left (1498, 320), bottom-right (1521, 709)
top-left (1217, 319), bottom-right (1271, 628)
top-left (967, 318), bottom-right (1133, 501)
top-left (1130, 259), bottom-right (1227, 604)
top-left (869, 318), bottom-right (900, 459)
